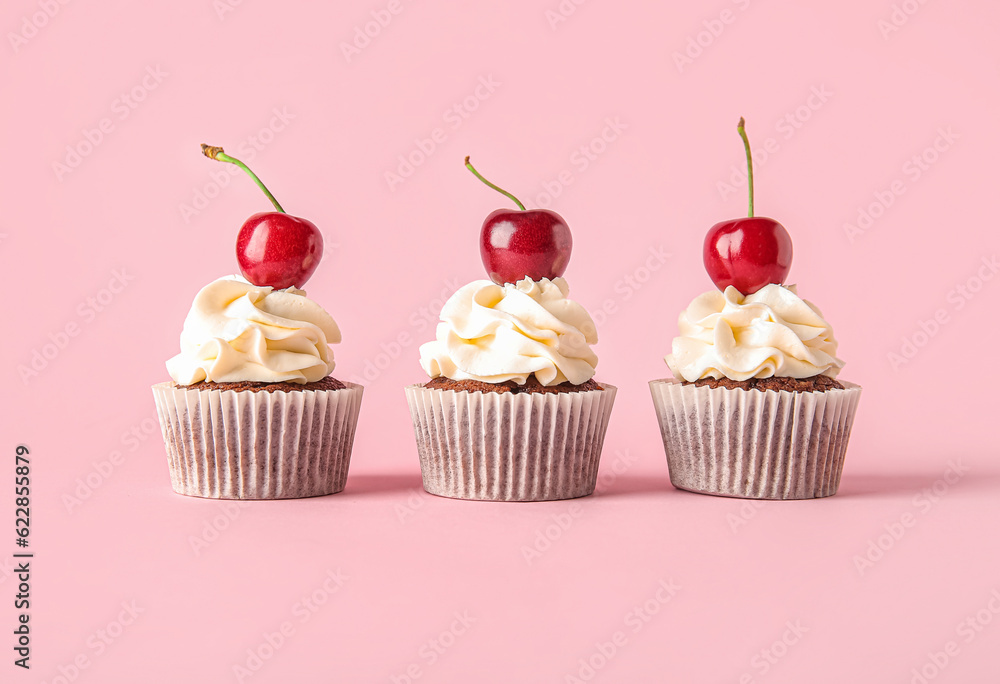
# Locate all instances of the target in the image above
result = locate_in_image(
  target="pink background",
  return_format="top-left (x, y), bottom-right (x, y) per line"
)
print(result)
top-left (3, 0), bottom-right (999, 681)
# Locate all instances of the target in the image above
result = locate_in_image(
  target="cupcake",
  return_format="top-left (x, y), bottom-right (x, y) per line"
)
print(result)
top-left (405, 157), bottom-right (616, 502)
top-left (650, 119), bottom-right (861, 500)
top-left (152, 145), bottom-right (363, 499)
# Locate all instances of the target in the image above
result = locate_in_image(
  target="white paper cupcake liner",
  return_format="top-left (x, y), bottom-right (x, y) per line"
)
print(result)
top-left (152, 381), bottom-right (363, 499)
top-left (405, 383), bottom-right (617, 501)
top-left (649, 378), bottom-right (861, 500)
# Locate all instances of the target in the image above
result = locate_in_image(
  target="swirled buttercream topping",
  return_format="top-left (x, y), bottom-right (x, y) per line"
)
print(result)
top-left (167, 276), bottom-right (339, 385)
top-left (665, 284), bottom-right (843, 382)
top-left (419, 277), bottom-right (598, 386)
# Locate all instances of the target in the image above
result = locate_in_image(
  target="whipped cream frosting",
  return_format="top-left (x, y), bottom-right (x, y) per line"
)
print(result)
top-left (419, 277), bottom-right (598, 386)
top-left (665, 284), bottom-right (844, 382)
top-left (167, 276), bottom-right (340, 385)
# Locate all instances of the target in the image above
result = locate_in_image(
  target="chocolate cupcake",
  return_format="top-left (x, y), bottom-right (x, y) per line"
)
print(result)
top-left (152, 144), bottom-right (362, 500)
top-left (651, 284), bottom-right (861, 500)
top-left (406, 158), bottom-right (618, 502)
top-left (650, 118), bottom-right (861, 500)
top-left (404, 157), bottom-right (620, 501)
top-left (407, 276), bottom-right (616, 502)
top-left (153, 277), bottom-right (363, 499)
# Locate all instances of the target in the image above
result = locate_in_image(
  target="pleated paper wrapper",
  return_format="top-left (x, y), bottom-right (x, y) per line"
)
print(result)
top-left (152, 382), bottom-right (363, 500)
top-left (649, 378), bottom-right (861, 500)
top-left (405, 383), bottom-right (617, 502)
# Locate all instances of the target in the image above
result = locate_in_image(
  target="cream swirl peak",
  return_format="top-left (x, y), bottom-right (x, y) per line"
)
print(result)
top-left (167, 276), bottom-right (340, 385)
top-left (419, 277), bottom-right (598, 386)
top-left (665, 284), bottom-right (844, 382)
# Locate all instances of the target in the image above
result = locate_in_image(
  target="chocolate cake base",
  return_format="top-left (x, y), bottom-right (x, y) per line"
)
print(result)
top-left (424, 376), bottom-right (603, 394)
top-left (685, 375), bottom-right (843, 393)
top-left (178, 376), bottom-right (347, 393)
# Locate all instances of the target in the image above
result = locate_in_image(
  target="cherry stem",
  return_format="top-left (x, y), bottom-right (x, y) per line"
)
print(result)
top-left (736, 118), bottom-right (754, 218)
top-left (464, 156), bottom-right (525, 211)
top-left (201, 144), bottom-right (285, 213)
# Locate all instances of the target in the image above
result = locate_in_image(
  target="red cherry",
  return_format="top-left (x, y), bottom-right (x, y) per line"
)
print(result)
top-left (466, 157), bottom-right (573, 285)
top-left (202, 144), bottom-right (323, 289)
top-left (236, 212), bottom-right (323, 289)
top-left (480, 209), bottom-right (571, 285)
top-left (703, 119), bottom-right (794, 294)
top-left (703, 217), bottom-right (792, 294)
